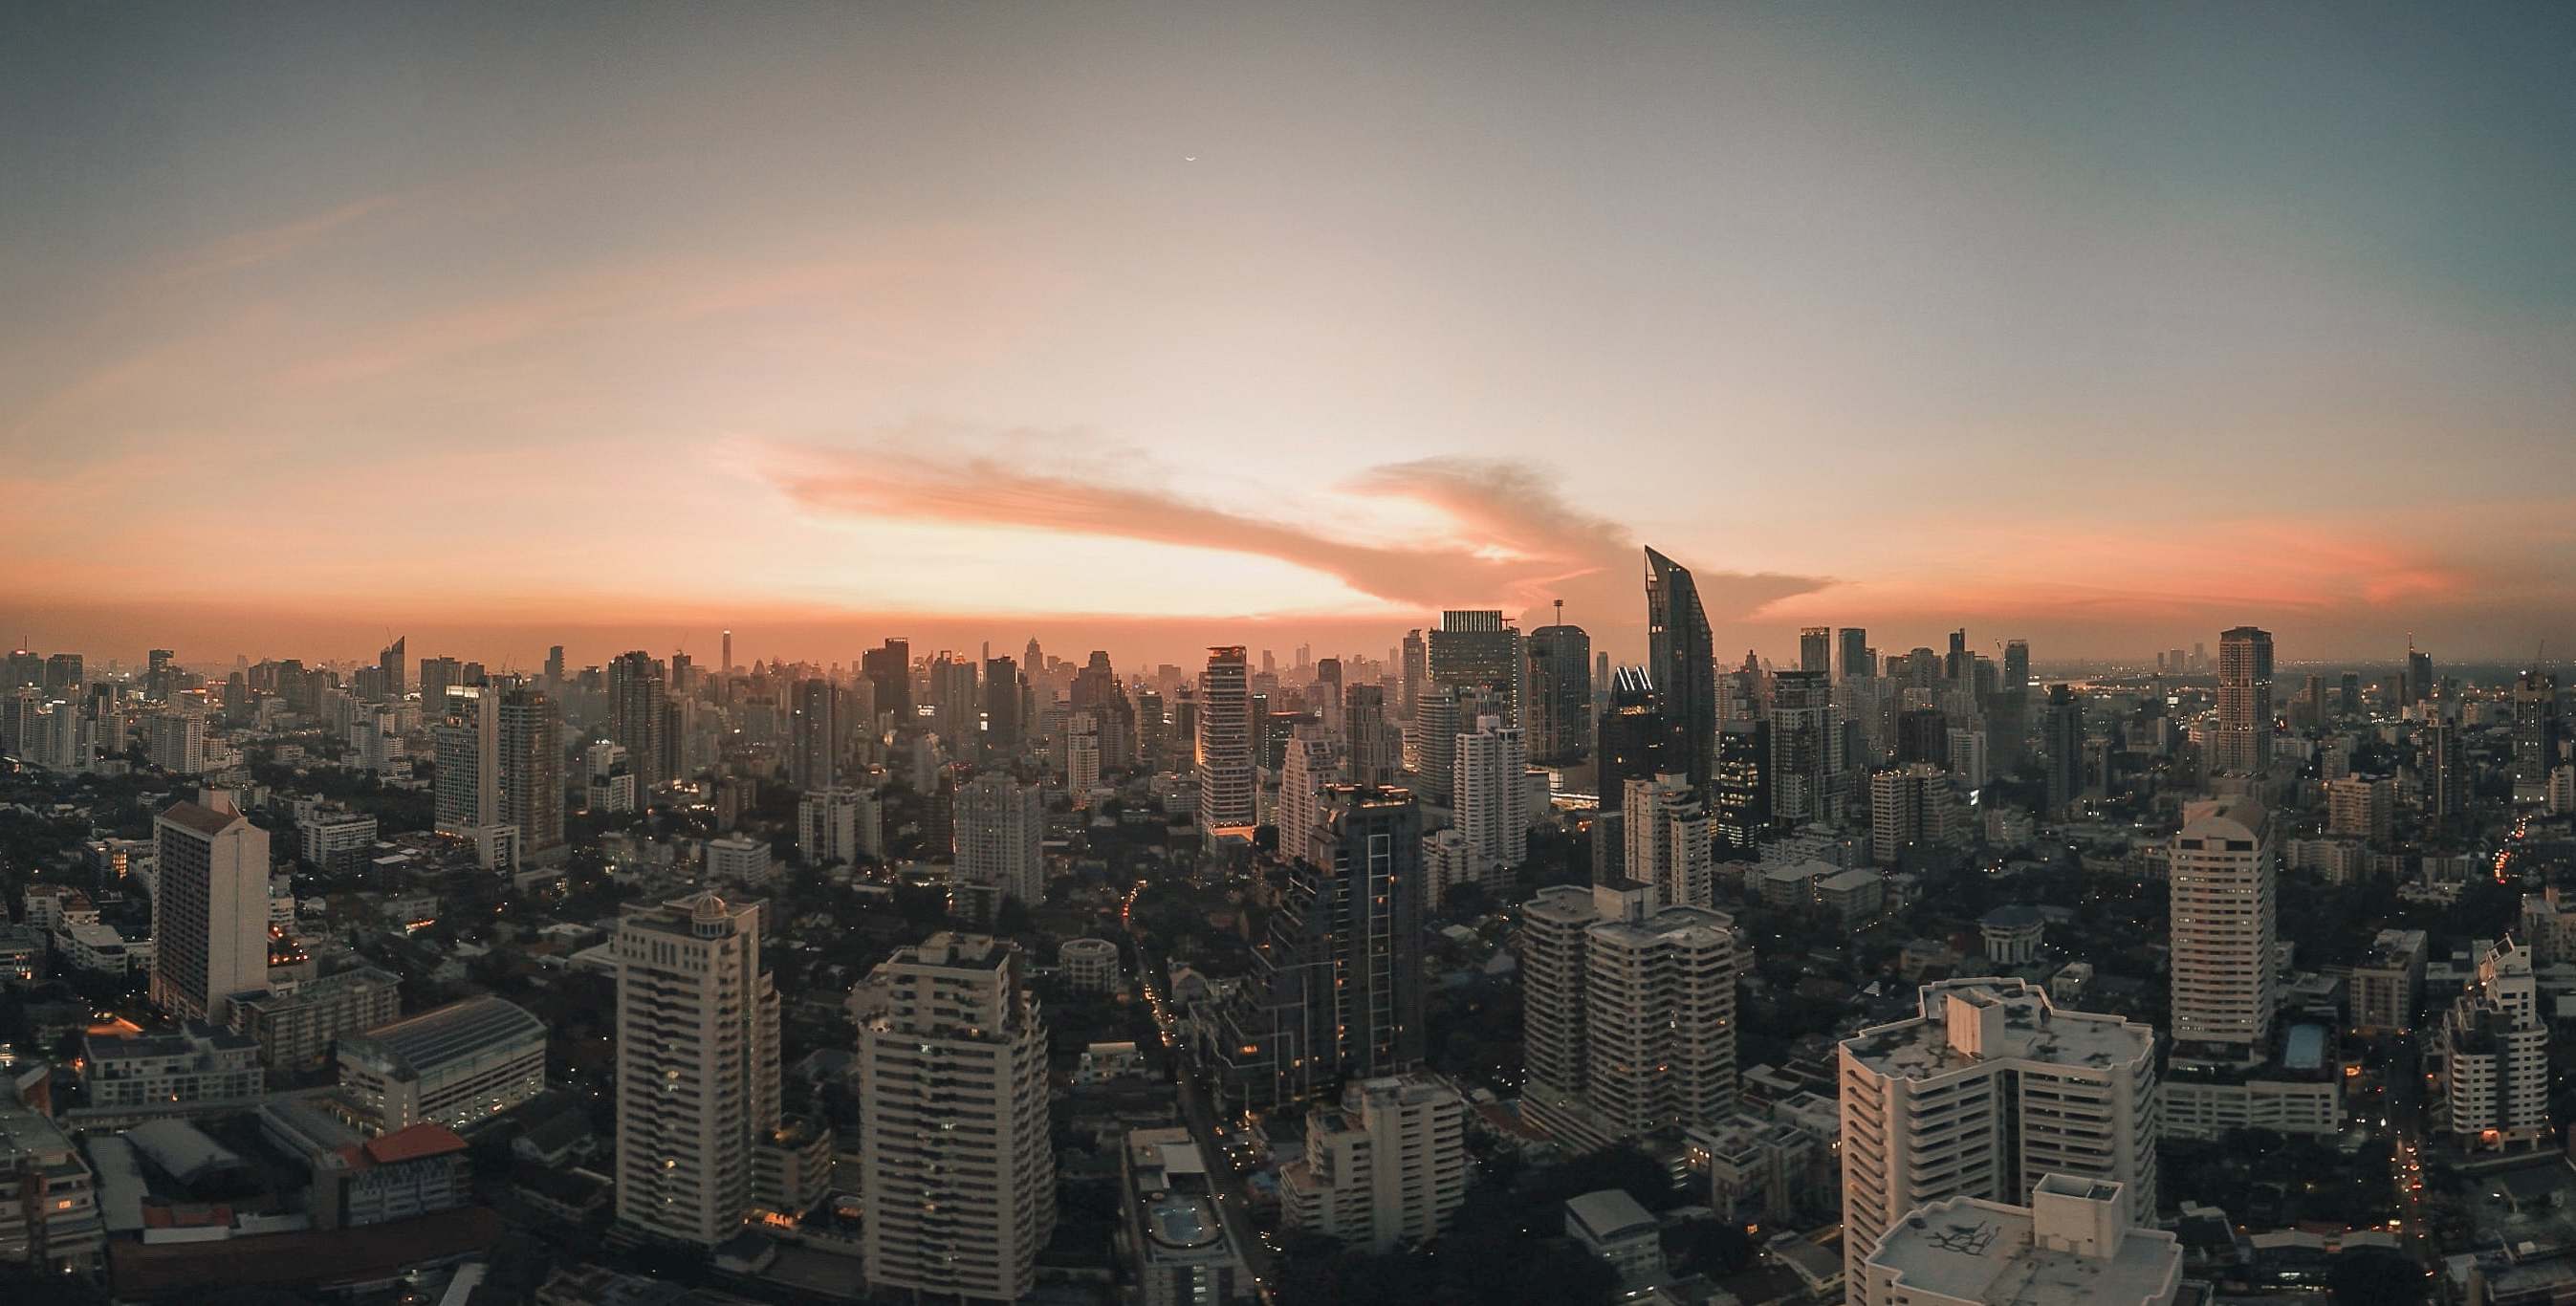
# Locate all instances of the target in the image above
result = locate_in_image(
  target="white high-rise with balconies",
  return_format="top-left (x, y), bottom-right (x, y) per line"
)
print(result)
top-left (613, 892), bottom-right (781, 1247)
top-left (853, 934), bottom-right (1055, 1301)
top-left (1518, 882), bottom-right (1738, 1153)
top-left (1280, 1073), bottom-right (1470, 1252)
top-left (1622, 773), bottom-right (1712, 909)
top-left (1839, 978), bottom-right (2158, 1300)
top-left (2439, 938), bottom-right (2550, 1153)
top-left (2169, 799), bottom-right (2276, 1062)
top-left (1452, 715), bottom-right (1528, 898)
top-left (1277, 722), bottom-right (1339, 856)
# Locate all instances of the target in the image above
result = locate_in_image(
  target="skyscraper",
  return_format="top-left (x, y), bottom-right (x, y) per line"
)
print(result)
top-left (1343, 683), bottom-right (1399, 787)
top-left (1799, 626), bottom-right (1831, 675)
top-left (1453, 714), bottom-right (1529, 900)
top-left (2170, 799), bottom-right (2277, 1061)
top-left (955, 772), bottom-right (1046, 906)
top-left (1991, 639), bottom-right (2031, 771)
top-left (1399, 628), bottom-right (1426, 725)
top-left (1838, 627), bottom-right (1871, 686)
top-left (1214, 786), bottom-right (1424, 1108)
top-left (2512, 670), bottom-right (2565, 799)
top-left (378, 637), bottom-right (405, 699)
top-left (1644, 548), bottom-right (1715, 796)
top-left (151, 791), bottom-right (272, 1022)
top-left (1196, 646), bottom-right (1255, 847)
top-left (789, 677), bottom-right (836, 791)
top-left (1518, 882), bottom-right (1738, 1152)
top-left (1766, 669), bottom-right (1842, 828)
top-left (498, 684), bottom-right (565, 865)
top-left (982, 655), bottom-right (1025, 758)
top-left (1276, 722), bottom-right (1339, 855)
top-left (1524, 617), bottom-right (1592, 764)
top-left (2213, 625), bottom-right (2274, 775)
top-left (2407, 642), bottom-right (2434, 705)
top-left (2437, 939), bottom-right (2549, 1153)
top-left (1623, 774), bottom-right (1713, 908)
top-left (607, 651), bottom-right (668, 796)
top-left (613, 892), bottom-right (781, 1248)
top-left (2422, 715), bottom-right (2468, 832)
top-left (854, 934), bottom-right (1055, 1300)
top-left (2041, 685), bottom-right (2083, 816)
top-left (1427, 610), bottom-right (1522, 729)
top-left (433, 684), bottom-right (509, 866)
top-left (1838, 978), bottom-right (2158, 1296)
top-left (862, 639), bottom-right (911, 722)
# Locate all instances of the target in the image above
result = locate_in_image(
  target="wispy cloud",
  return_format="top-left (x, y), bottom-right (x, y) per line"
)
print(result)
top-left (754, 431), bottom-right (1829, 631)
top-left (161, 195), bottom-right (400, 282)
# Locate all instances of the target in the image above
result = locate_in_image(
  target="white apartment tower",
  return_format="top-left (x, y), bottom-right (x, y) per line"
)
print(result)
top-left (1839, 978), bottom-right (2159, 1297)
top-left (1280, 1073), bottom-right (1471, 1252)
top-left (151, 791), bottom-right (273, 1022)
top-left (2438, 938), bottom-right (2550, 1153)
top-left (1452, 715), bottom-right (1529, 898)
top-left (2169, 799), bottom-right (2277, 1061)
top-left (955, 772), bottom-right (1046, 906)
top-left (613, 892), bottom-right (782, 1247)
top-left (1277, 722), bottom-right (1340, 855)
top-left (1196, 646), bottom-right (1256, 847)
top-left (797, 787), bottom-right (870, 866)
top-left (1622, 773), bottom-right (1713, 909)
top-left (853, 934), bottom-right (1055, 1302)
top-left (1518, 882), bottom-right (1738, 1153)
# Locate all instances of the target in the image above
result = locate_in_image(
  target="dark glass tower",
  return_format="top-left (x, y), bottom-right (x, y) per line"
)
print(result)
top-left (1644, 547), bottom-right (1715, 798)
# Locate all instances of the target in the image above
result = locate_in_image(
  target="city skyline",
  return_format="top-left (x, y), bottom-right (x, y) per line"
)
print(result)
top-left (11, 3), bottom-right (2576, 666)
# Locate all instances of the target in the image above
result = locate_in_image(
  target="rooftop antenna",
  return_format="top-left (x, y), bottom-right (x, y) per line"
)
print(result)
top-left (1553, 598), bottom-right (1564, 626)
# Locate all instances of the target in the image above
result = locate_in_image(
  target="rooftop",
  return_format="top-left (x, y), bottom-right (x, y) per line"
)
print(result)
top-left (1565, 1187), bottom-right (1659, 1245)
top-left (340, 996), bottom-right (545, 1077)
top-left (1868, 1188), bottom-right (2181, 1306)
top-left (158, 799), bottom-right (243, 838)
top-left (1844, 980), bottom-right (2151, 1081)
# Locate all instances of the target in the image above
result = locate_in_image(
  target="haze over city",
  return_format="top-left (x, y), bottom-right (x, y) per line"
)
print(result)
top-left (11, 3), bottom-right (2576, 668)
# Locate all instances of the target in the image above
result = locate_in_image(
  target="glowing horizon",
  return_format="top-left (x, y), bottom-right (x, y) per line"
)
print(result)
top-left (9, 4), bottom-right (2575, 668)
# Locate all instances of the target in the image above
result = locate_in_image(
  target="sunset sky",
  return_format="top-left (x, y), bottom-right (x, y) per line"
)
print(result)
top-left (7, 3), bottom-right (2574, 671)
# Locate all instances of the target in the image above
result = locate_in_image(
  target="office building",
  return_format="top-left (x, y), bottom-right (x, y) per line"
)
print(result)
top-left (613, 893), bottom-right (781, 1247)
top-left (497, 684), bottom-right (564, 865)
top-left (2212, 626), bottom-right (2273, 775)
top-left (853, 934), bottom-right (1055, 1302)
top-left (2040, 685), bottom-right (2083, 816)
top-left (1838, 979), bottom-right (2158, 1295)
top-left (1644, 548), bottom-right (1716, 795)
top-left (1519, 882), bottom-right (1739, 1152)
top-left (336, 996), bottom-right (549, 1136)
top-left (1453, 715), bottom-right (1529, 899)
top-left (151, 792), bottom-right (272, 1023)
top-left (983, 655), bottom-right (1024, 758)
top-left (2421, 715), bottom-right (2469, 832)
top-left (1427, 609), bottom-right (1522, 729)
top-left (2438, 939), bottom-right (2549, 1153)
top-left (1524, 618), bottom-right (1591, 763)
top-left (2170, 799), bottom-right (2276, 1061)
top-left (1800, 626), bottom-right (1831, 675)
top-left (1197, 646), bottom-right (1255, 846)
top-left (1855, 1176), bottom-right (2181, 1306)
top-left (1280, 1073), bottom-right (1470, 1252)
top-left (1214, 786), bottom-right (1424, 1109)
top-left (956, 771), bottom-right (1045, 906)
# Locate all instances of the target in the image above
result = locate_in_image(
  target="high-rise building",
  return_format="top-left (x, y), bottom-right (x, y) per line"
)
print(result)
top-left (1623, 774), bottom-right (1713, 909)
top-left (613, 892), bottom-right (781, 1247)
top-left (861, 639), bottom-right (912, 723)
top-left (2438, 939), bottom-right (2549, 1153)
top-left (1644, 548), bottom-right (1716, 796)
top-left (1711, 720), bottom-right (1767, 855)
top-left (1427, 610), bottom-right (1522, 729)
top-left (1524, 618), bottom-right (1592, 764)
top-left (2421, 715), bottom-right (2468, 833)
top-left (797, 787), bottom-right (872, 866)
top-left (607, 651), bottom-right (668, 796)
top-left (2213, 626), bottom-right (2274, 775)
top-left (790, 677), bottom-right (836, 791)
top-left (1838, 979), bottom-right (2158, 1296)
top-left (982, 655), bottom-right (1024, 758)
top-left (543, 643), bottom-right (564, 689)
top-left (1799, 627), bottom-right (1831, 675)
top-left (1991, 639), bottom-right (2031, 772)
top-left (497, 684), bottom-right (565, 865)
top-left (955, 772), bottom-right (1045, 906)
top-left (1454, 715), bottom-right (1529, 900)
top-left (1870, 764), bottom-right (1954, 865)
top-left (2170, 799), bottom-right (2276, 1060)
top-left (1213, 786), bottom-right (1423, 1108)
top-left (147, 708), bottom-right (206, 774)
top-left (1839, 628), bottom-right (1872, 686)
top-left (1196, 647), bottom-right (1256, 847)
top-left (377, 637), bottom-right (405, 700)
top-left (1276, 722), bottom-right (1339, 855)
top-left (151, 791), bottom-right (272, 1022)
top-left (853, 934), bottom-right (1055, 1301)
top-left (433, 684), bottom-right (512, 867)
top-left (2325, 775), bottom-right (2393, 843)
top-left (42, 651), bottom-right (83, 699)
top-left (2407, 643), bottom-right (2434, 705)
top-left (1399, 628), bottom-right (1426, 726)
top-left (2041, 685), bottom-right (2083, 817)
top-left (1518, 882), bottom-right (1738, 1153)
top-left (1343, 683), bottom-right (1399, 787)
top-left (1766, 670), bottom-right (1842, 828)
top-left (1280, 1074), bottom-right (1471, 1252)
top-left (2511, 670), bottom-right (2564, 800)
